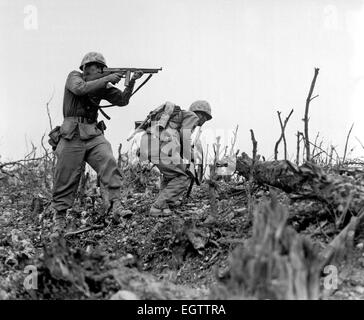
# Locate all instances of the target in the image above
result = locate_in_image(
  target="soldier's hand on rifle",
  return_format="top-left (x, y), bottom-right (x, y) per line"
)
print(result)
top-left (132, 70), bottom-right (143, 81)
top-left (106, 73), bottom-right (123, 84)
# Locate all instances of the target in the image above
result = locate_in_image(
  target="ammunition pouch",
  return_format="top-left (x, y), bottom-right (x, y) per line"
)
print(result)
top-left (96, 120), bottom-right (107, 133)
top-left (48, 126), bottom-right (61, 151)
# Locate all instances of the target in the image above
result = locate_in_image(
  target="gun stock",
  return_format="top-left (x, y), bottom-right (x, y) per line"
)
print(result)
top-left (126, 116), bottom-right (151, 142)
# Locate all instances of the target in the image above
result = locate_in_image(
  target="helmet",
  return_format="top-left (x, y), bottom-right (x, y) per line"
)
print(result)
top-left (189, 100), bottom-right (212, 120)
top-left (79, 52), bottom-right (107, 70)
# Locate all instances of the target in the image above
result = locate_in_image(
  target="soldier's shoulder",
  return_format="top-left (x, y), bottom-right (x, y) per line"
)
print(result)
top-left (67, 70), bottom-right (83, 78)
top-left (182, 109), bottom-right (199, 119)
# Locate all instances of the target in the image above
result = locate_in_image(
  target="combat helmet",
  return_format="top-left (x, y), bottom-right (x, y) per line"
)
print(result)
top-left (79, 52), bottom-right (107, 71)
top-left (189, 100), bottom-right (212, 120)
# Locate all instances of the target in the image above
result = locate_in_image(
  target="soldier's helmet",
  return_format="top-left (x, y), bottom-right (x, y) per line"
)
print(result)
top-left (79, 52), bottom-right (107, 71)
top-left (189, 100), bottom-right (212, 120)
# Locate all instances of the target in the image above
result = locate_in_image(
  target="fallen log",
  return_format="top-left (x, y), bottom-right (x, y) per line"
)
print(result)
top-left (236, 153), bottom-right (364, 219)
top-left (236, 153), bottom-right (305, 193)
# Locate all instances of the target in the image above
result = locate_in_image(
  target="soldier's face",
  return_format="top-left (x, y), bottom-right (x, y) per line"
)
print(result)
top-left (196, 112), bottom-right (208, 126)
top-left (84, 63), bottom-right (102, 75)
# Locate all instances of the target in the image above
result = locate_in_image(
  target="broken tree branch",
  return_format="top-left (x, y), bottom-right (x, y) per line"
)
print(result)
top-left (342, 123), bottom-right (354, 164)
top-left (296, 131), bottom-right (302, 165)
top-left (311, 132), bottom-right (320, 158)
top-left (355, 137), bottom-right (364, 150)
top-left (0, 156), bottom-right (47, 170)
top-left (118, 143), bottom-right (122, 168)
top-left (303, 68), bottom-right (320, 162)
top-left (250, 129), bottom-right (257, 163)
top-left (274, 109), bottom-right (294, 160)
top-left (206, 137), bottom-right (220, 221)
top-left (64, 224), bottom-right (105, 238)
top-left (249, 129), bottom-right (258, 183)
top-left (229, 125), bottom-right (239, 157)
top-left (299, 133), bottom-right (335, 162)
top-left (46, 88), bottom-right (55, 131)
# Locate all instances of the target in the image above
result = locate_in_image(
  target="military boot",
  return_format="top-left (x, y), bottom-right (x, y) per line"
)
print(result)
top-left (149, 205), bottom-right (172, 217)
top-left (50, 210), bottom-right (67, 241)
top-left (108, 199), bottom-right (133, 224)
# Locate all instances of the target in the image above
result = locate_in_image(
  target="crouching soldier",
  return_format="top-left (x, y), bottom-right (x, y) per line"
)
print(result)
top-left (139, 100), bottom-right (212, 216)
top-left (50, 52), bottom-right (143, 239)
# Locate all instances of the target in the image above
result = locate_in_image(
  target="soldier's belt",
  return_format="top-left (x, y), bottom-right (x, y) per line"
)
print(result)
top-left (64, 116), bottom-right (96, 124)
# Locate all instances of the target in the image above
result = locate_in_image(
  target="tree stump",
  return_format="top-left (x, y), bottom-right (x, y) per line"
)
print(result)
top-left (212, 196), bottom-right (322, 299)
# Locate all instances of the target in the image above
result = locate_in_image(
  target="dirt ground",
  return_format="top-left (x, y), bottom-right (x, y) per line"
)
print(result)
top-left (1, 176), bottom-right (364, 300)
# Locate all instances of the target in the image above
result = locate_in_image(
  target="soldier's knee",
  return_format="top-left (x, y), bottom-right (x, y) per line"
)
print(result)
top-left (104, 154), bottom-right (118, 169)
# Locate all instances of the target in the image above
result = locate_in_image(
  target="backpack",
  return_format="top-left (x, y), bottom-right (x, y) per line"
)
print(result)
top-left (128, 102), bottom-right (183, 143)
top-left (149, 102), bottom-right (182, 131)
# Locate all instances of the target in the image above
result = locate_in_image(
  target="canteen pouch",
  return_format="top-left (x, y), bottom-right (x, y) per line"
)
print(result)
top-left (48, 126), bottom-right (61, 151)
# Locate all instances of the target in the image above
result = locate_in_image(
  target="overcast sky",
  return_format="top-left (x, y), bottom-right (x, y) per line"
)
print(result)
top-left (1, 0), bottom-right (364, 162)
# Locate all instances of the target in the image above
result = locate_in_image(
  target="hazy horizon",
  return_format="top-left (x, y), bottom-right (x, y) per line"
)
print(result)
top-left (1, 0), bottom-right (364, 163)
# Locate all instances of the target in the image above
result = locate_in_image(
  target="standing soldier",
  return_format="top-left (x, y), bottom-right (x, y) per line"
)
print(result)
top-left (140, 100), bottom-right (212, 216)
top-left (50, 52), bottom-right (143, 239)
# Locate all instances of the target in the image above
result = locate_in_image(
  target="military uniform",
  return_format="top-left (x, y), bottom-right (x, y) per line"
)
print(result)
top-left (140, 106), bottom-right (200, 210)
top-left (52, 70), bottom-right (136, 213)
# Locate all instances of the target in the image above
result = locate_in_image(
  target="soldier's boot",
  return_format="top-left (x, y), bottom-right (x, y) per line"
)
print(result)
top-left (108, 198), bottom-right (133, 224)
top-left (149, 204), bottom-right (173, 217)
top-left (50, 210), bottom-right (67, 241)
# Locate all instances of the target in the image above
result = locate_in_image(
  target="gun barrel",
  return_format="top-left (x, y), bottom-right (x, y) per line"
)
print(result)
top-left (103, 67), bottom-right (162, 74)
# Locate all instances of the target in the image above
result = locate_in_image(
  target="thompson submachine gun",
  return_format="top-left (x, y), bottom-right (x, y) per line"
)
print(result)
top-left (84, 67), bottom-right (163, 115)
top-left (84, 67), bottom-right (162, 87)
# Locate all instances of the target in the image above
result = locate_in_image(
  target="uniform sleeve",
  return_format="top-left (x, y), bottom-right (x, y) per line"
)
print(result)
top-left (93, 80), bottom-right (136, 107)
top-left (65, 71), bottom-right (108, 96)
top-left (180, 110), bottom-right (200, 162)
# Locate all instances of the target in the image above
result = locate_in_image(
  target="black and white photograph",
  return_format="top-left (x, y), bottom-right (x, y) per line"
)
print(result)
top-left (1, 0), bottom-right (364, 310)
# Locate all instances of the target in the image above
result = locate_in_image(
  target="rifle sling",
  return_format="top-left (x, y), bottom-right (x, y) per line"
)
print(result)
top-left (130, 73), bottom-right (153, 97)
top-left (98, 108), bottom-right (111, 120)
top-left (98, 74), bottom-right (154, 110)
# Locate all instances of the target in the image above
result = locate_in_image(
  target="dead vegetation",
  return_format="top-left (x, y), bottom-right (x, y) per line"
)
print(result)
top-left (1, 67), bottom-right (364, 300)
